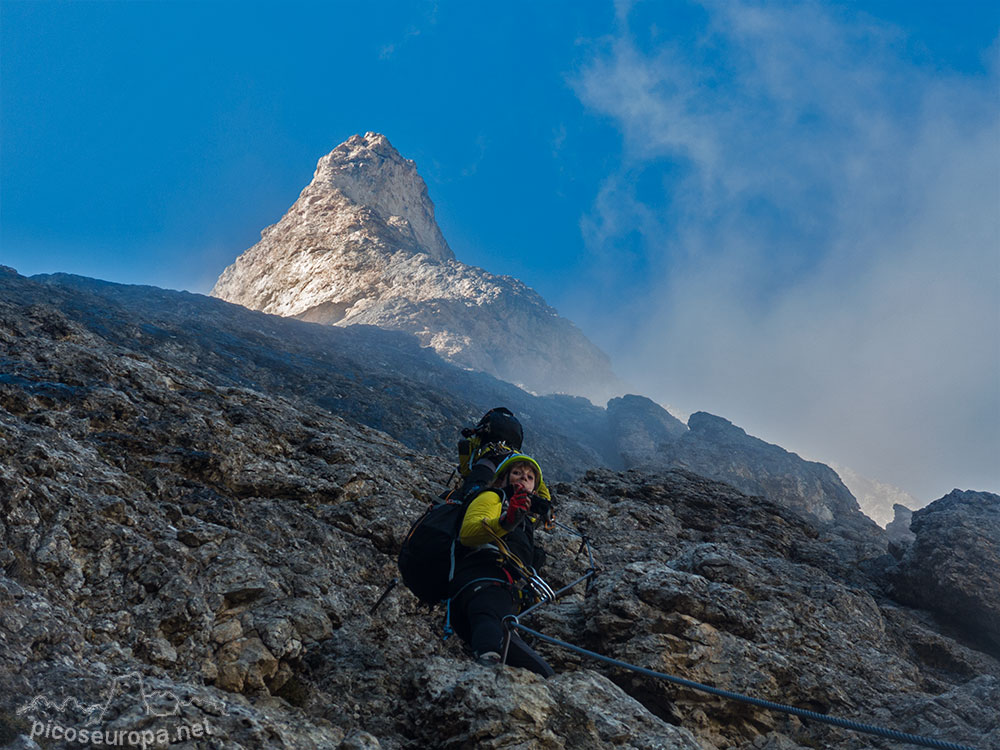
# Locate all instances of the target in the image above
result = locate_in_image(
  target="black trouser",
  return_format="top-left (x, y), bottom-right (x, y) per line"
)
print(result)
top-left (452, 583), bottom-right (554, 678)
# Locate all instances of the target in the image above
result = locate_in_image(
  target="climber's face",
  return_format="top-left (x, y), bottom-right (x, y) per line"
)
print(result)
top-left (508, 462), bottom-right (537, 493)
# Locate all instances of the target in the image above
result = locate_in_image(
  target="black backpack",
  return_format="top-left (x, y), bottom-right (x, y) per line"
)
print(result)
top-left (397, 492), bottom-right (467, 606)
top-left (398, 407), bottom-right (523, 606)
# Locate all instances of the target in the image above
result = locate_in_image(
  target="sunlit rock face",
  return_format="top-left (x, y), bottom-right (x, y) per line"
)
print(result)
top-left (211, 132), bottom-right (620, 402)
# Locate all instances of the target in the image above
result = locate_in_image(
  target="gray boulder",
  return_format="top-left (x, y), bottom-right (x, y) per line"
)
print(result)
top-left (888, 490), bottom-right (1000, 653)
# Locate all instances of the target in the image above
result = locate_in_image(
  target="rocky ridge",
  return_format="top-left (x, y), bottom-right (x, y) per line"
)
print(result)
top-left (618, 407), bottom-right (878, 537)
top-left (17, 272), bottom-right (876, 537)
top-left (210, 132), bottom-right (620, 402)
top-left (2, 267), bottom-right (998, 749)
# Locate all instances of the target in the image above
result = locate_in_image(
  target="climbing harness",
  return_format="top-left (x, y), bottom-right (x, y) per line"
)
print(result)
top-left (441, 576), bottom-right (512, 641)
top-left (480, 521), bottom-right (557, 603)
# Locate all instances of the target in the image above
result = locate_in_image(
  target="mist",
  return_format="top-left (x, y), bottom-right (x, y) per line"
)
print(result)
top-left (569, 1), bottom-right (999, 502)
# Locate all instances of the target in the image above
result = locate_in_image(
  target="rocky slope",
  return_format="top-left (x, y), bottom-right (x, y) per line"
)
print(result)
top-left (2, 267), bottom-right (997, 750)
top-left (17, 272), bottom-right (878, 537)
top-left (210, 132), bottom-right (620, 402)
top-left (4, 270), bottom-right (617, 483)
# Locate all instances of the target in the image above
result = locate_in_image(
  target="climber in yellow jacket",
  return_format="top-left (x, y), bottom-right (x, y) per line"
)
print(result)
top-left (448, 452), bottom-right (555, 676)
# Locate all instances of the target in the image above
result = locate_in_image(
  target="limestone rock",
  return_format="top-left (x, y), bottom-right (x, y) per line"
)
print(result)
top-left (607, 394), bottom-right (687, 468)
top-left (657, 412), bottom-right (875, 534)
top-left (558, 469), bottom-right (997, 750)
top-left (887, 490), bottom-right (1000, 653)
top-left (403, 657), bottom-right (702, 749)
top-left (211, 132), bottom-right (620, 402)
top-left (3, 268), bottom-right (996, 750)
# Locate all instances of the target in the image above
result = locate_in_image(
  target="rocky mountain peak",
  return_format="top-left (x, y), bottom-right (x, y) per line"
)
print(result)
top-left (309, 132), bottom-right (453, 262)
top-left (211, 133), bottom-right (621, 402)
top-left (687, 411), bottom-right (743, 440)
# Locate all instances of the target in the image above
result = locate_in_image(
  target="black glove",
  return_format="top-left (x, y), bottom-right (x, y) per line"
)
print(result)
top-left (501, 486), bottom-right (531, 530)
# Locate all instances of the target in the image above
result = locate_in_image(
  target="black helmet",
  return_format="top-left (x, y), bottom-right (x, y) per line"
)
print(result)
top-left (473, 407), bottom-right (523, 451)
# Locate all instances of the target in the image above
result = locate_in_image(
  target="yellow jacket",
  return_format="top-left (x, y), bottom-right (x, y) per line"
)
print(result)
top-left (458, 453), bottom-right (549, 548)
top-left (459, 490), bottom-right (508, 547)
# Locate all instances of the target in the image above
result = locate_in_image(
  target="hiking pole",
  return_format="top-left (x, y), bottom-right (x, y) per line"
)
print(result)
top-left (370, 577), bottom-right (398, 615)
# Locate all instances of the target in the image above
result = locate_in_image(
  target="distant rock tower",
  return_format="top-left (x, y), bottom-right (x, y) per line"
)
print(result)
top-left (212, 133), bottom-right (621, 402)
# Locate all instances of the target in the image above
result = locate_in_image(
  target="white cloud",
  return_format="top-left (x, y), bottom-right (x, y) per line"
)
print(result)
top-left (572, 1), bottom-right (1000, 501)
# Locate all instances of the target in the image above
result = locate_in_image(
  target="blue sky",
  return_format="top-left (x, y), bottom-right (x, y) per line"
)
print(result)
top-left (2, 0), bottom-right (998, 503)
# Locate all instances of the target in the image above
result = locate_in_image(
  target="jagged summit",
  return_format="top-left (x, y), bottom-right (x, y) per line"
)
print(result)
top-left (311, 132), bottom-right (453, 262)
top-left (211, 132), bottom-right (621, 402)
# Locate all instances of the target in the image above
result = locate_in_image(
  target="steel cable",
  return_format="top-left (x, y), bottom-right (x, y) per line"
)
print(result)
top-left (504, 619), bottom-right (979, 750)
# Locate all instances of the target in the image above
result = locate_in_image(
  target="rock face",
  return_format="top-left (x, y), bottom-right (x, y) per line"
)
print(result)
top-left (887, 490), bottom-right (1000, 653)
top-left (211, 132), bottom-right (620, 402)
top-left (606, 403), bottom-right (885, 537)
top-left (606, 394), bottom-right (688, 468)
top-left (649, 412), bottom-right (874, 532)
top-left (885, 503), bottom-right (916, 546)
top-left (7, 271), bottom-right (618, 483)
top-left (2, 268), bottom-right (997, 750)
